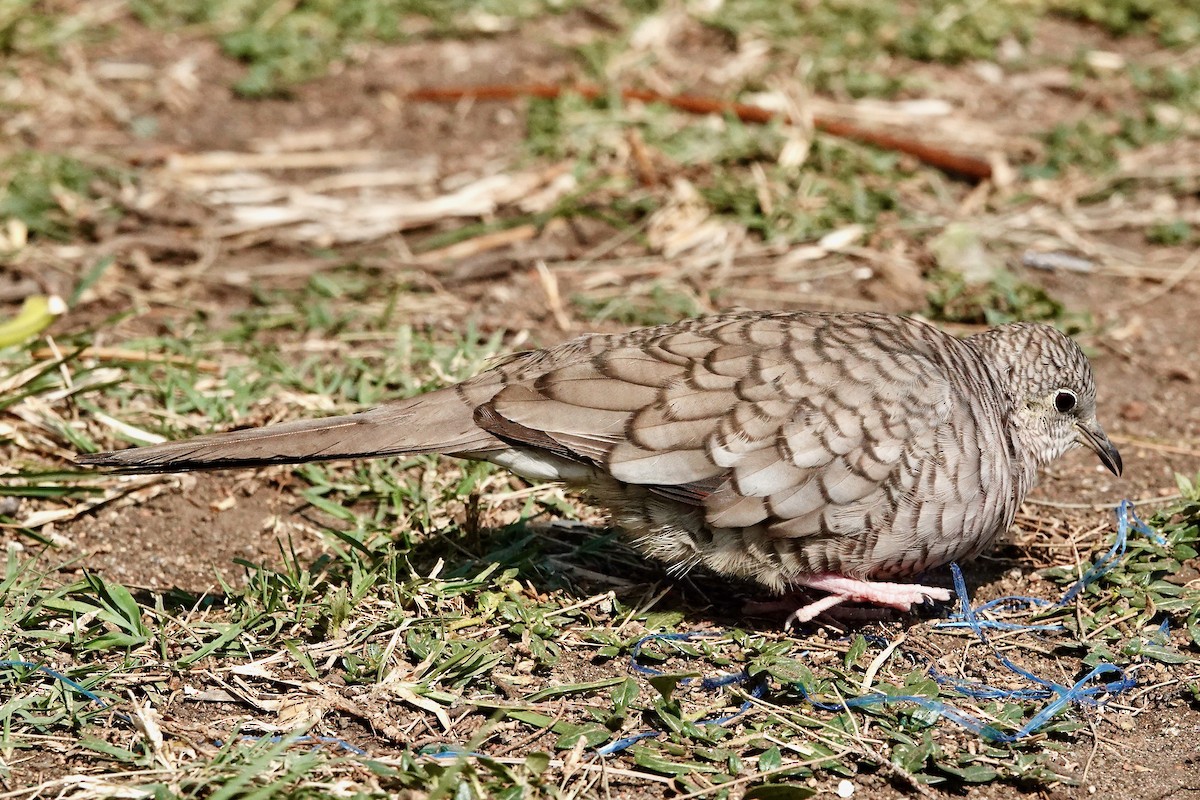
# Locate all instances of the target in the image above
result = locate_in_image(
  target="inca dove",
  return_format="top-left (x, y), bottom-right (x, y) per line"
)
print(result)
top-left (78, 312), bottom-right (1121, 622)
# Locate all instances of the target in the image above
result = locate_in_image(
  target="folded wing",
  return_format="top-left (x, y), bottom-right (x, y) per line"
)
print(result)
top-left (475, 312), bottom-right (957, 539)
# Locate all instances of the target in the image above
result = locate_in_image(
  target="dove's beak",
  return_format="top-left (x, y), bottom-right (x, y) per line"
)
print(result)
top-left (1076, 421), bottom-right (1122, 476)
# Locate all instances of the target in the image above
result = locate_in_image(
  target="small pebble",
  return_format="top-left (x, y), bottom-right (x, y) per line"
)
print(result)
top-left (1120, 400), bottom-right (1148, 422)
top-left (1166, 367), bottom-right (1195, 383)
top-left (1085, 50), bottom-right (1125, 73)
top-left (837, 779), bottom-right (855, 797)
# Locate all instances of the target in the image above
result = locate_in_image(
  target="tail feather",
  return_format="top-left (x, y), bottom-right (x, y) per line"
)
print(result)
top-left (77, 388), bottom-right (503, 474)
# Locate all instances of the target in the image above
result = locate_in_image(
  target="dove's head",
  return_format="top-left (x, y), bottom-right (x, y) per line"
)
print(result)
top-left (971, 322), bottom-right (1122, 476)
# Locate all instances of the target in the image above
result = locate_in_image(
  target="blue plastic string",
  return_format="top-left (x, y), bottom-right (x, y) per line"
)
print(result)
top-left (900, 557), bottom-right (1135, 740)
top-left (947, 562), bottom-right (992, 643)
top-left (792, 661), bottom-right (1132, 743)
top-left (595, 731), bottom-right (662, 755)
top-left (1060, 501), bottom-right (1142, 599)
top-left (424, 746), bottom-right (489, 759)
top-left (597, 682), bottom-right (767, 756)
top-left (927, 667), bottom-right (1055, 702)
top-left (0, 659), bottom-right (107, 706)
top-left (935, 593), bottom-right (1063, 634)
top-left (629, 631), bottom-right (752, 689)
top-left (938, 499), bottom-right (1165, 633)
top-left (599, 632), bottom-right (764, 756)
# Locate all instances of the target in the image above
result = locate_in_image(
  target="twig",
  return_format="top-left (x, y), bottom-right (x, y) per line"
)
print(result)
top-left (320, 688), bottom-right (412, 744)
top-left (1114, 248), bottom-right (1200, 310)
top-left (406, 83), bottom-right (994, 181)
top-left (1024, 494), bottom-right (1182, 510)
top-left (415, 224), bottom-right (539, 267)
top-left (672, 751), bottom-right (857, 799)
top-left (493, 704), bottom-right (567, 756)
top-left (1082, 718), bottom-right (1101, 783)
top-left (1109, 435), bottom-right (1200, 459)
top-left (535, 260), bottom-right (572, 332)
top-left (31, 347), bottom-right (222, 374)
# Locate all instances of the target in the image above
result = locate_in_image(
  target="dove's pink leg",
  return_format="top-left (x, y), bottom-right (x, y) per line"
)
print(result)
top-left (786, 574), bottom-right (951, 626)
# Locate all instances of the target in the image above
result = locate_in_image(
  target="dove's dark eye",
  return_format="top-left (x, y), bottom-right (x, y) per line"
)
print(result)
top-left (1054, 390), bottom-right (1077, 414)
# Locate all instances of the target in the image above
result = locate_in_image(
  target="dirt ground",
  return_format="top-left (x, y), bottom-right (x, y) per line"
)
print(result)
top-left (4, 5), bottom-right (1200, 798)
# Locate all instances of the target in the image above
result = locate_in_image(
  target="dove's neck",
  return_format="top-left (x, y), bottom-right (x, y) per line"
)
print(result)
top-left (965, 325), bottom-right (1049, 479)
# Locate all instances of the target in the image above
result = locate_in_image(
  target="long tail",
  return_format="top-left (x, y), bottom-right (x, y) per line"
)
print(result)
top-left (76, 387), bottom-right (502, 473)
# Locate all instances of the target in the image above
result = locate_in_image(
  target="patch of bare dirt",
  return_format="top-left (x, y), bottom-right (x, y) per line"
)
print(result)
top-left (63, 472), bottom-right (315, 591)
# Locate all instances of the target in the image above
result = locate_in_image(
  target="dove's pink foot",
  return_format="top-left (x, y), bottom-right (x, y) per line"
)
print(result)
top-left (786, 574), bottom-right (951, 626)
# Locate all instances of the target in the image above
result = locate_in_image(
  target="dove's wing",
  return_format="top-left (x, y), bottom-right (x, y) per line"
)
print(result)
top-left (476, 312), bottom-right (962, 540)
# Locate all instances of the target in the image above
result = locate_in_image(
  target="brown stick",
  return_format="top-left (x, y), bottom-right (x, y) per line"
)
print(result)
top-left (406, 83), bottom-right (993, 181)
top-left (31, 346), bottom-right (223, 373)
